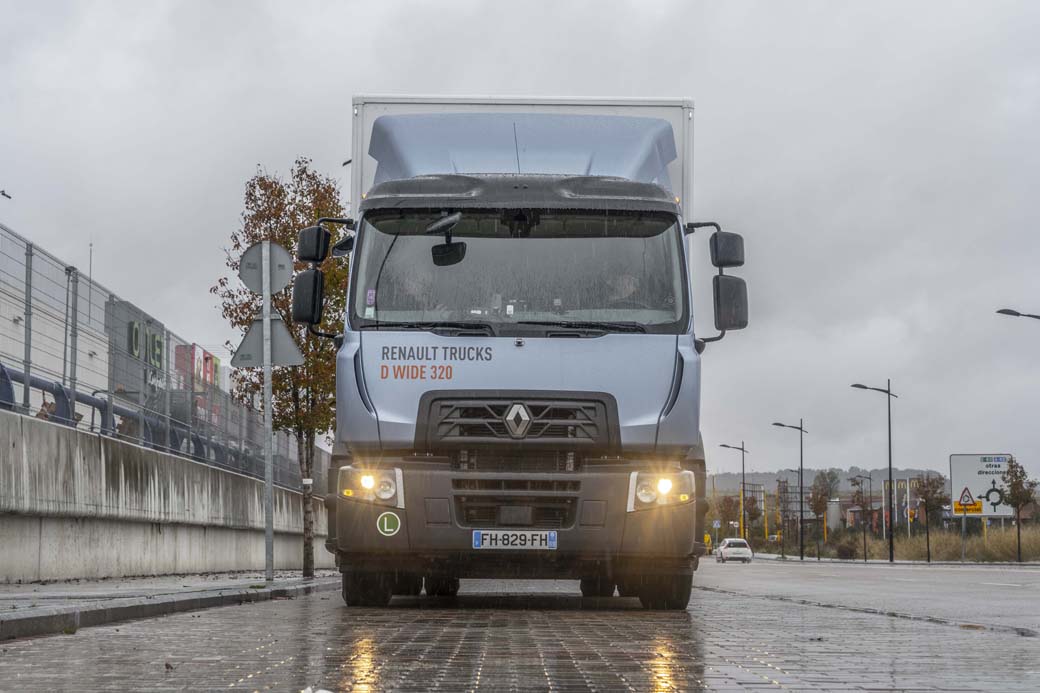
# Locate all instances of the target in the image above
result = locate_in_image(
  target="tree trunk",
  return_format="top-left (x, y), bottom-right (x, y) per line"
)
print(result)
top-left (301, 430), bottom-right (315, 577)
top-left (1016, 508), bottom-right (1022, 563)
top-left (924, 502), bottom-right (931, 563)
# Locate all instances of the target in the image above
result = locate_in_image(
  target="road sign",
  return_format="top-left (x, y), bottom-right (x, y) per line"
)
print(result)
top-left (239, 242), bottom-right (293, 294)
top-left (230, 240), bottom-right (305, 583)
top-left (949, 454), bottom-right (1013, 517)
top-left (231, 315), bottom-right (304, 367)
top-left (712, 519), bottom-right (721, 529)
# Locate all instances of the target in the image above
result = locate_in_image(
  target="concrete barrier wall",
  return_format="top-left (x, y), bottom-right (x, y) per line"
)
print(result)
top-left (0, 410), bottom-right (334, 582)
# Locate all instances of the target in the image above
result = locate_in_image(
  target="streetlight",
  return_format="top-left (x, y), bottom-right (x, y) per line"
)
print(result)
top-left (772, 420), bottom-right (807, 560)
top-left (996, 308), bottom-right (1040, 321)
top-left (720, 442), bottom-right (749, 539)
top-left (850, 474), bottom-right (873, 563)
top-left (851, 380), bottom-right (897, 563)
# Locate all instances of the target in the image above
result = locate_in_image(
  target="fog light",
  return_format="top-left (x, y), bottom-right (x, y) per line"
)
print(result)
top-left (657, 478), bottom-right (673, 495)
top-left (375, 477), bottom-right (397, 500)
top-left (360, 474), bottom-right (375, 490)
top-left (636, 481), bottom-right (658, 504)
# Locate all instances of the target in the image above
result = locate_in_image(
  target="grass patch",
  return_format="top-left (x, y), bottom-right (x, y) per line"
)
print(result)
top-left (778, 524), bottom-right (1040, 562)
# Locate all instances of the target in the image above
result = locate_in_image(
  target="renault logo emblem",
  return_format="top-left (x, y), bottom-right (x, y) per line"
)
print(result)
top-left (504, 403), bottom-right (532, 438)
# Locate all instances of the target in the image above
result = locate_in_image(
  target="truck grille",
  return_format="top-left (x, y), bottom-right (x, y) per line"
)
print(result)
top-left (415, 391), bottom-right (619, 452)
top-left (452, 478), bottom-right (581, 493)
top-left (454, 496), bottom-right (577, 529)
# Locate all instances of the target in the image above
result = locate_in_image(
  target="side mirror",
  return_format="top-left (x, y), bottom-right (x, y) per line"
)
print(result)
top-left (431, 241), bottom-right (466, 267)
top-left (292, 269), bottom-right (325, 324)
top-left (331, 234), bottom-right (354, 258)
top-left (710, 231), bottom-right (745, 268)
top-left (297, 226), bottom-right (331, 263)
top-left (713, 275), bottom-right (748, 331)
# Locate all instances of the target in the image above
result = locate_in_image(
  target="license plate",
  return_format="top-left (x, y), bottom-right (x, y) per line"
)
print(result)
top-left (472, 530), bottom-right (557, 550)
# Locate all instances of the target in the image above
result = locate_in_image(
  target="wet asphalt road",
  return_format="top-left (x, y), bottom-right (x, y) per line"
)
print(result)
top-left (1, 561), bottom-right (1038, 692)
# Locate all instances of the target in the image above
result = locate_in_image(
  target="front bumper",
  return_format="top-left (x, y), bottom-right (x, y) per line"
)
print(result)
top-left (331, 467), bottom-right (699, 578)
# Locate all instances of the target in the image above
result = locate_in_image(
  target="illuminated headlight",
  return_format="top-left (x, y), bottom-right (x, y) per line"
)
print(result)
top-left (628, 470), bottom-right (695, 511)
top-left (636, 480), bottom-right (658, 504)
top-left (339, 466), bottom-right (404, 508)
top-left (376, 477), bottom-right (397, 500)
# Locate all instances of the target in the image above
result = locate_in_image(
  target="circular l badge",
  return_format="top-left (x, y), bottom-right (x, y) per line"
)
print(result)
top-left (376, 511), bottom-right (401, 537)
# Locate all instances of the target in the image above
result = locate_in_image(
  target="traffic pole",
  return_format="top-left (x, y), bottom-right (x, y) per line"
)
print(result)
top-left (262, 241), bottom-right (274, 583)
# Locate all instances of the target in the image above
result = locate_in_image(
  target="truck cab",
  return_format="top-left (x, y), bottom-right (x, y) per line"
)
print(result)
top-left (292, 97), bottom-right (749, 609)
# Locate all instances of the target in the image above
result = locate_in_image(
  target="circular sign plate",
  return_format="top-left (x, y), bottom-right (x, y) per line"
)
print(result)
top-left (376, 511), bottom-right (401, 537)
top-left (238, 241), bottom-right (294, 294)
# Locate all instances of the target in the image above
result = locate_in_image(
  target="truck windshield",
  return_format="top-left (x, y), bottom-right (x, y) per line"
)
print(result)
top-left (350, 210), bottom-right (688, 334)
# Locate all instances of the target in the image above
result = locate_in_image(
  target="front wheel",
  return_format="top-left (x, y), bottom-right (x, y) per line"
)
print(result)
top-left (638, 573), bottom-right (692, 611)
top-left (393, 573), bottom-right (423, 596)
top-left (580, 576), bottom-right (616, 598)
top-left (425, 575), bottom-right (460, 597)
top-left (617, 579), bottom-right (640, 597)
top-left (342, 571), bottom-right (393, 607)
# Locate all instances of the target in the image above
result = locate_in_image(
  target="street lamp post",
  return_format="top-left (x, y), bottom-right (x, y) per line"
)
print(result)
top-left (851, 380), bottom-right (898, 563)
top-left (996, 308), bottom-right (1040, 321)
top-left (850, 474), bottom-right (873, 563)
top-left (720, 442), bottom-right (749, 540)
top-left (772, 421), bottom-right (807, 560)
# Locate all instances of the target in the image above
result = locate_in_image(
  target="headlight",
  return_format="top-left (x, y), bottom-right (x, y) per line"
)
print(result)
top-left (375, 477), bottom-right (397, 500)
top-left (636, 480), bottom-right (658, 504)
top-left (628, 470), bottom-right (695, 511)
top-left (339, 466), bottom-right (403, 508)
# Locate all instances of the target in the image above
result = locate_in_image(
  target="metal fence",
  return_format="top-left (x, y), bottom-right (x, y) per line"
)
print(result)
top-left (0, 221), bottom-right (313, 491)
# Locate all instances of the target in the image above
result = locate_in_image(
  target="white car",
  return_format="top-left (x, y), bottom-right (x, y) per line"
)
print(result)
top-left (716, 538), bottom-right (754, 563)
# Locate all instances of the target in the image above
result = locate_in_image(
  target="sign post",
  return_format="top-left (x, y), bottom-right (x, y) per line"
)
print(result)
top-left (232, 241), bottom-right (303, 583)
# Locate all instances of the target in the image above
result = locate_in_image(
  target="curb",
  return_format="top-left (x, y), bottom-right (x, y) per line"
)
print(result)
top-left (752, 553), bottom-right (1040, 567)
top-left (0, 578), bottom-right (340, 641)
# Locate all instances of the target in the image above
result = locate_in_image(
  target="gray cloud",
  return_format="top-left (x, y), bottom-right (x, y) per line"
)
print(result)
top-left (2, 0), bottom-right (1038, 476)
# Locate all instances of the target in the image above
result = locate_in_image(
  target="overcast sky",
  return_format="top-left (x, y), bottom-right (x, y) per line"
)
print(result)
top-left (2, 1), bottom-right (1038, 477)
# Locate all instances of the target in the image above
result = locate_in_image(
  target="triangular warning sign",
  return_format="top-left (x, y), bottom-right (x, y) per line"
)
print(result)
top-left (231, 315), bottom-right (304, 368)
top-left (959, 487), bottom-right (975, 505)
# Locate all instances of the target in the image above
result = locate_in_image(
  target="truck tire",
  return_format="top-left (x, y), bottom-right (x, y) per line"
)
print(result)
top-left (638, 574), bottom-right (692, 610)
top-left (393, 573), bottom-right (423, 596)
top-left (617, 579), bottom-right (639, 597)
top-left (580, 576), bottom-right (616, 597)
top-left (342, 572), bottom-right (393, 607)
top-left (424, 575), bottom-right (460, 597)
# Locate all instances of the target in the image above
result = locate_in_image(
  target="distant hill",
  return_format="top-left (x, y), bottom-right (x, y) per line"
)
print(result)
top-left (708, 467), bottom-right (947, 494)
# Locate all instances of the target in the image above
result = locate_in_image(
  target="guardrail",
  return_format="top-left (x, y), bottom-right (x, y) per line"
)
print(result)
top-left (0, 222), bottom-right (324, 492)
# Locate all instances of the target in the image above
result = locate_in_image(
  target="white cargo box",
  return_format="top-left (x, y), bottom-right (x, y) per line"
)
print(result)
top-left (350, 95), bottom-right (694, 213)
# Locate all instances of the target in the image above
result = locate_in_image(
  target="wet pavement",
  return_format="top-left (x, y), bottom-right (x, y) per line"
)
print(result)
top-left (1, 563), bottom-right (1038, 691)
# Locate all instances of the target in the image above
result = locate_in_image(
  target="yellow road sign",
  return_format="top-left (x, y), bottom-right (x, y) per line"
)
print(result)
top-left (953, 501), bottom-right (982, 514)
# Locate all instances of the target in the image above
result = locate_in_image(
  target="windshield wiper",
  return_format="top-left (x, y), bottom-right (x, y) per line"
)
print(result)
top-left (517, 320), bottom-right (647, 334)
top-left (357, 320), bottom-right (496, 336)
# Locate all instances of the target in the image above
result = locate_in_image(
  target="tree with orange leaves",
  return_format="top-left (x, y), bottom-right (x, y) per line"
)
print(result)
top-left (212, 158), bottom-right (348, 576)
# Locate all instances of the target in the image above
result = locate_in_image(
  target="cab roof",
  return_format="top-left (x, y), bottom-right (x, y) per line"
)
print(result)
top-left (358, 174), bottom-right (681, 215)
